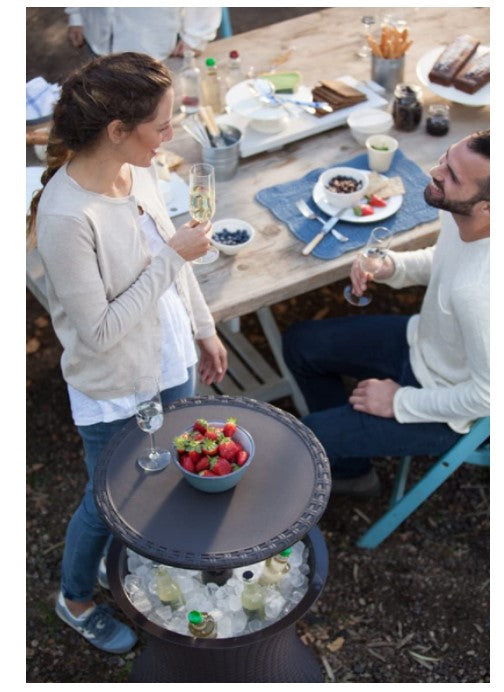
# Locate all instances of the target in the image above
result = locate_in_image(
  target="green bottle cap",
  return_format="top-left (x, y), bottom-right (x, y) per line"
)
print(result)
top-left (188, 610), bottom-right (203, 625)
top-left (280, 547), bottom-right (292, 557)
top-left (205, 57), bottom-right (216, 67)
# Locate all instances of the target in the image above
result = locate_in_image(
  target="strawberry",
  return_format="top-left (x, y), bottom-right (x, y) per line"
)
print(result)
top-left (199, 469), bottom-right (218, 477)
top-left (193, 432), bottom-right (205, 442)
top-left (201, 439), bottom-right (219, 456)
top-left (173, 434), bottom-right (189, 453)
top-left (195, 456), bottom-right (210, 472)
top-left (367, 193), bottom-right (387, 208)
top-left (212, 457), bottom-right (233, 476)
top-left (223, 417), bottom-right (237, 438)
top-left (181, 456), bottom-right (196, 474)
top-left (353, 204), bottom-right (374, 217)
top-left (186, 441), bottom-right (202, 463)
top-left (235, 449), bottom-right (249, 467)
top-left (205, 427), bottom-right (219, 441)
top-left (218, 438), bottom-right (240, 460)
top-left (193, 418), bottom-right (208, 434)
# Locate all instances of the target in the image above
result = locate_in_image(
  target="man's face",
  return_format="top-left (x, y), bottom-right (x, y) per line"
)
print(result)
top-left (424, 137), bottom-right (489, 216)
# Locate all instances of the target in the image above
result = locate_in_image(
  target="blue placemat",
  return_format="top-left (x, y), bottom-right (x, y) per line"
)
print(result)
top-left (255, 150), bottom-right (439, 260)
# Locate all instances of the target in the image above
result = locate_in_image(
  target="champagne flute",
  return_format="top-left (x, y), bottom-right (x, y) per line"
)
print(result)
top-left (344, 226), bottom-right (392, 307)
top-left (357, 15), bottom-right (376, 58)
top-left (134, 377), bottom-right (171, 471)
top-left (189, 162), bottom-right (219, 264)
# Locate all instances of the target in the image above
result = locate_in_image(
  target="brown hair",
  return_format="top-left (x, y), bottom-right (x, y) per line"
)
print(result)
top-left (27, 52), bottom-right (172, 248)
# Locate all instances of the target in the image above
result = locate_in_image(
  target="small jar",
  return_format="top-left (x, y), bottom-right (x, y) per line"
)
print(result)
top-left (426, 103), bottom-right (450, 136)
top-left (392, 83), bottom-right (422, 132)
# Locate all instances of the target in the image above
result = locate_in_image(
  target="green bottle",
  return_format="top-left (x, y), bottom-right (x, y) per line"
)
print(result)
top-left (156, 566), bottom-right (185, 610)
top-left (258, 547), bottom-right (293, 586)
top-left (241, 570), bottom-right (265, 620)
top-left (188, 610), bottom-right (217, 638)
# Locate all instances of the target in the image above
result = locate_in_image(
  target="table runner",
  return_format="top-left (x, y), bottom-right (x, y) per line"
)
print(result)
top-left (255, 150), bottom-right (439, 260)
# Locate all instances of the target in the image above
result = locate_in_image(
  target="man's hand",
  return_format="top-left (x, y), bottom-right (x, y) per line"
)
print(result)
top-left (349, 253), bottom-right (395, 297)
top-left (170, 39), bottom-right (202, 57)
top-left (348, 378), bottom-right (400, 418)
top-left (196, 335), bottom-right (227, 385)
top-left (68, 26), bottom-right (85, 48)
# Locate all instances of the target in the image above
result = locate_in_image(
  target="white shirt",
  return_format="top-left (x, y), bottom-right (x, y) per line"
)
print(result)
top-left (65, 7), bottom-right (222, 59)
top-left (382, 212), bottom-right (489, 434)
top-left (68, 211), bottom-right (197, 425)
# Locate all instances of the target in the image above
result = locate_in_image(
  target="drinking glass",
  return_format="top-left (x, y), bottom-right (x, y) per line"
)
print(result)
top-left (134, 377), bottom-right (171, 471)
top-left (357, 15), bottom-right (376, 58)
top-left (344, 226), bottom-right (392, 306)
top-left (189, 162), bottom-right (219, 264)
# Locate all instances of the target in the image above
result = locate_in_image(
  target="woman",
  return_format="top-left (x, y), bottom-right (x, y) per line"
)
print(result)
top-left (27, 52), bottom-right (227, 653)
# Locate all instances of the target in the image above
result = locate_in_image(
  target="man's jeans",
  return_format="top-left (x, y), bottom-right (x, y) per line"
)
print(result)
top-left (282, 315), bottom-right (461, 479)
top-left (61, 368), bottom-right (195, 602)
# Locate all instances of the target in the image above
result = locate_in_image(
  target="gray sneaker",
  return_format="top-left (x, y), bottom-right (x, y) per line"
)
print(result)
top-left (331, 468), bottom-right (381, 498)
top-left (55, 592), bottom-right (137, 654)
top-left (97, 557), bottom-right (110, 590)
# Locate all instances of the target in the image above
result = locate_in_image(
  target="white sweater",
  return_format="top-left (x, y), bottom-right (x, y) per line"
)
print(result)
top-left (382, 212), bottom-right (489, 434)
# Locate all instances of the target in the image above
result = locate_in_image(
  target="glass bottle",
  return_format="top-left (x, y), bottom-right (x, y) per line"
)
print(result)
top-left (241, 570), bottom-right (265, 620)
top-left (225, 50), bottom-right (244, 89)
top-left (258, 547), bottom-right (292, 586)
top-left (156, 566), bottom-right (185, 609)
top-left (180, 50), bottom-right (201, 115)
top-left (392, 83), bottom-right (423, 132)
top-left (426, 103), bottom-right (450, 136)
top-left (201, 57), bottom-right (224, 114)
top-left (187, 610), bottom-right (217, 638)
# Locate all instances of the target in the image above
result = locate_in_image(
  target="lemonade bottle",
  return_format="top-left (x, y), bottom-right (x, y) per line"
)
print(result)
top-left (156, 566), bottom-right (185, 610)
top-left (187, 610), bottom-right (218, 638)
top-left (258, 547), bottom-right (292, 586)
top-left (241, 570), bottom-right (265, 620)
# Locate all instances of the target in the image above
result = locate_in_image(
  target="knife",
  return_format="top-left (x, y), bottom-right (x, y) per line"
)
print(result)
top-left (302, 212), bottom-right (346, 255)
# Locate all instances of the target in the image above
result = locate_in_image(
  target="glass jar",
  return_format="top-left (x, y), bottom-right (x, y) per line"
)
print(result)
top-left (426, 103), bottom-right (450, 136)
top-left (392, 83), bottom-right (422, 132)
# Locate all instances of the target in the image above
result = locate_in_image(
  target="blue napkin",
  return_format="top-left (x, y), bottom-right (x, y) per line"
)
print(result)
top-left (255, 150), bottom-right (439, 260)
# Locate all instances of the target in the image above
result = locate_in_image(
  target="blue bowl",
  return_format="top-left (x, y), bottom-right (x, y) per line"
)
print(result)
top-left (172, 422), bottom-right (255, 493)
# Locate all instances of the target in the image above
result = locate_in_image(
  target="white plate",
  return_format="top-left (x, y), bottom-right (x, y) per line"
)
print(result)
top-left (416, 45), bottom-right (490, 107)
top-left (312, 179), bottom-right (403, 224)
top-left (225, 79), bottom-right (288, 121)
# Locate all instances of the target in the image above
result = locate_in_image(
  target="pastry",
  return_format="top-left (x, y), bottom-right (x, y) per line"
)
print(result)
top-left (428, 34), bottom-right (480, 86)
top-left (453, 50), bottom-right (490, 94)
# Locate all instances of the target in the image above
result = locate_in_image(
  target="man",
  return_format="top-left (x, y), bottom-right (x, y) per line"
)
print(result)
top-left (65, 7), bottom-right (222, 60)
top-left (283, 131), bottom-right (490, 496)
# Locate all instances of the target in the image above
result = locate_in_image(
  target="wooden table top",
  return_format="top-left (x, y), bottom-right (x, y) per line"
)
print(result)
top-left (168, 6), bottom-right (490, 323)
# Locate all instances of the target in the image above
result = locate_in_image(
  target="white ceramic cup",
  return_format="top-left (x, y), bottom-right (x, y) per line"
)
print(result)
top-left (365, 134), bottom-right (399, 173)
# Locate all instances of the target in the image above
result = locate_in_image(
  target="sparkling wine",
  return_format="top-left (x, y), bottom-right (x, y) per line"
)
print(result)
top-left (189, 190), bottom-right (215, 223)
top-left (135, 400), bottom-right (163, 433)
top-left (359, 247), bottom-right (387, 277)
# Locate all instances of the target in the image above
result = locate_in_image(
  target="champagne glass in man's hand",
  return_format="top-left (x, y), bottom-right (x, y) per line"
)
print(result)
top-left (344, 226), bottom-right (392, 306)
top-left (189, 163), bottom-right (219, 264)
top-left (134, 377), bottom-right (171, 472)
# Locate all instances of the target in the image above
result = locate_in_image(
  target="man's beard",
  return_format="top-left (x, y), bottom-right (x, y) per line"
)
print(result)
top-left (424, 182), bottom-right (480, 216)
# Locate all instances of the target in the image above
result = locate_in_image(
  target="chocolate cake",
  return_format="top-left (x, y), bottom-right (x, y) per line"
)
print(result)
top-left (453, 50), bottom-right (490, 94)
top-left (428, 34), bottom-right (480, 86)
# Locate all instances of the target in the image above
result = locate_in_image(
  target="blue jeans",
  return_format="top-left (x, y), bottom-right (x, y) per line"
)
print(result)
top-left (61, 368), bottom-right (196, 601)
top-left (282, 315), bottom-right (461, 479)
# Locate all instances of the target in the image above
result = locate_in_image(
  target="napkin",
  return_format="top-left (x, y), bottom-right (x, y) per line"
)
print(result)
top-left (26, 77), bottom-right (60, 122)
top-left (255, 150), bottom-right (440, 260)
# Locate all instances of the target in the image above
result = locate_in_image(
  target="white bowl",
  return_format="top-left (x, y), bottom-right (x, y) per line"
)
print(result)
top-left (211, 218), bottom-right (256, 255)
top-left (347, 107), bottom-right (393, 145)
top-left (317, 167), bottom-right (369, 209)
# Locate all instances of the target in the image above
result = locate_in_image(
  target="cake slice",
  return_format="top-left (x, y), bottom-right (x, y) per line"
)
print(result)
top-left (428, 34), bottom-right (480, 86)
top-left (453, 50), bottom-right (490, 94)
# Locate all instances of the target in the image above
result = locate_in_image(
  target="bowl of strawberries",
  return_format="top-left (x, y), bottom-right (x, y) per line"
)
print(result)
top-left (172, 416), bottom-right (255, 493)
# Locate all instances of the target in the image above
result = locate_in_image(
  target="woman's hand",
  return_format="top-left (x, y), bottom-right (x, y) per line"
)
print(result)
top-left (168, 220), bottom-right (212, 262)
top-left (348, 378), bottom-right (399, 418)
top-left (67, 26), bottom-right (85, 48)
top-left (196, 335), bottom-right (228, 385)
top-left (349, 252), bottom-right (395, 297)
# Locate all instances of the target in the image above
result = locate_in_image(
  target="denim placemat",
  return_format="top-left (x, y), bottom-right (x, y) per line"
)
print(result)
top-left (255, 150), bottom-right (439, 260)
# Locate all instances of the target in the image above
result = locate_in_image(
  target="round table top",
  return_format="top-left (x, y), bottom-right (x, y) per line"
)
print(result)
top-left (94, 395), bottom-right (331, 569)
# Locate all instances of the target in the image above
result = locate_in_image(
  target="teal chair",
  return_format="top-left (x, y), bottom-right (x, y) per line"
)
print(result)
top-left (356, 416), bottom-right (490, 549)
top-left (219, 8), bottom-right (233, 38)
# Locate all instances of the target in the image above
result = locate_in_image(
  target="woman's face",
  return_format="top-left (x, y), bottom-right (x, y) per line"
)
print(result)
top-left (121, 88), bottom-right (174, 167)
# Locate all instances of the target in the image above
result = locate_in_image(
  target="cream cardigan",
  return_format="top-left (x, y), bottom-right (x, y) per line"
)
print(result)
top-left (36, 163), bottom-right (216, 400)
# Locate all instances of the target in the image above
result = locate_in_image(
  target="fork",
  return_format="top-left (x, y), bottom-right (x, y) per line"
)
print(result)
top-left (296, 199), bottom-right (349, 243)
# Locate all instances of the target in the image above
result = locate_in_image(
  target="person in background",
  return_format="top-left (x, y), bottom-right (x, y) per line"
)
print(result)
top-left (65, 7), bottom-right (222, 60)
top-left (283, 131), bottom-right (490, 497)
top-left (27, 52), bottom-right (227, 653)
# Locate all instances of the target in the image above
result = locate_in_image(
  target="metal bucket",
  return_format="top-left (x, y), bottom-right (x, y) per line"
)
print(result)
top-left (201, 125), bottom-right (242, 181)
top-left (371, 55), bottom-right (405, 93)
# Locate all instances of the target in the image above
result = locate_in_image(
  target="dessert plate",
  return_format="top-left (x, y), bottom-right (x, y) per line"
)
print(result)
top-left (416, 45), bottom-right (490, 107)
top-left (312, 178), bottom-right (403, 224)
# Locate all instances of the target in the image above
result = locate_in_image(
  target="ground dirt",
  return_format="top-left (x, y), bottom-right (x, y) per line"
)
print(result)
top-left (26, 8), bottom-right (489, 684)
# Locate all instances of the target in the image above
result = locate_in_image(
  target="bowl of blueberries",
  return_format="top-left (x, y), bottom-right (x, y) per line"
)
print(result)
top-left (210, 218), bottom-right (256, 255)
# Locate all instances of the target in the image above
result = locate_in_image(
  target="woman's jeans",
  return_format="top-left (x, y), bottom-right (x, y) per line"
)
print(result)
top-left (61, 368), bottom-right (196, 602)
top-left (282, 315), bottom-right (462, 479)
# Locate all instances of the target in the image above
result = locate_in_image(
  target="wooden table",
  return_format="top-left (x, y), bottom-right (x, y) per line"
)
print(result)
top-left (26, 7), bottom-right (490, 414)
